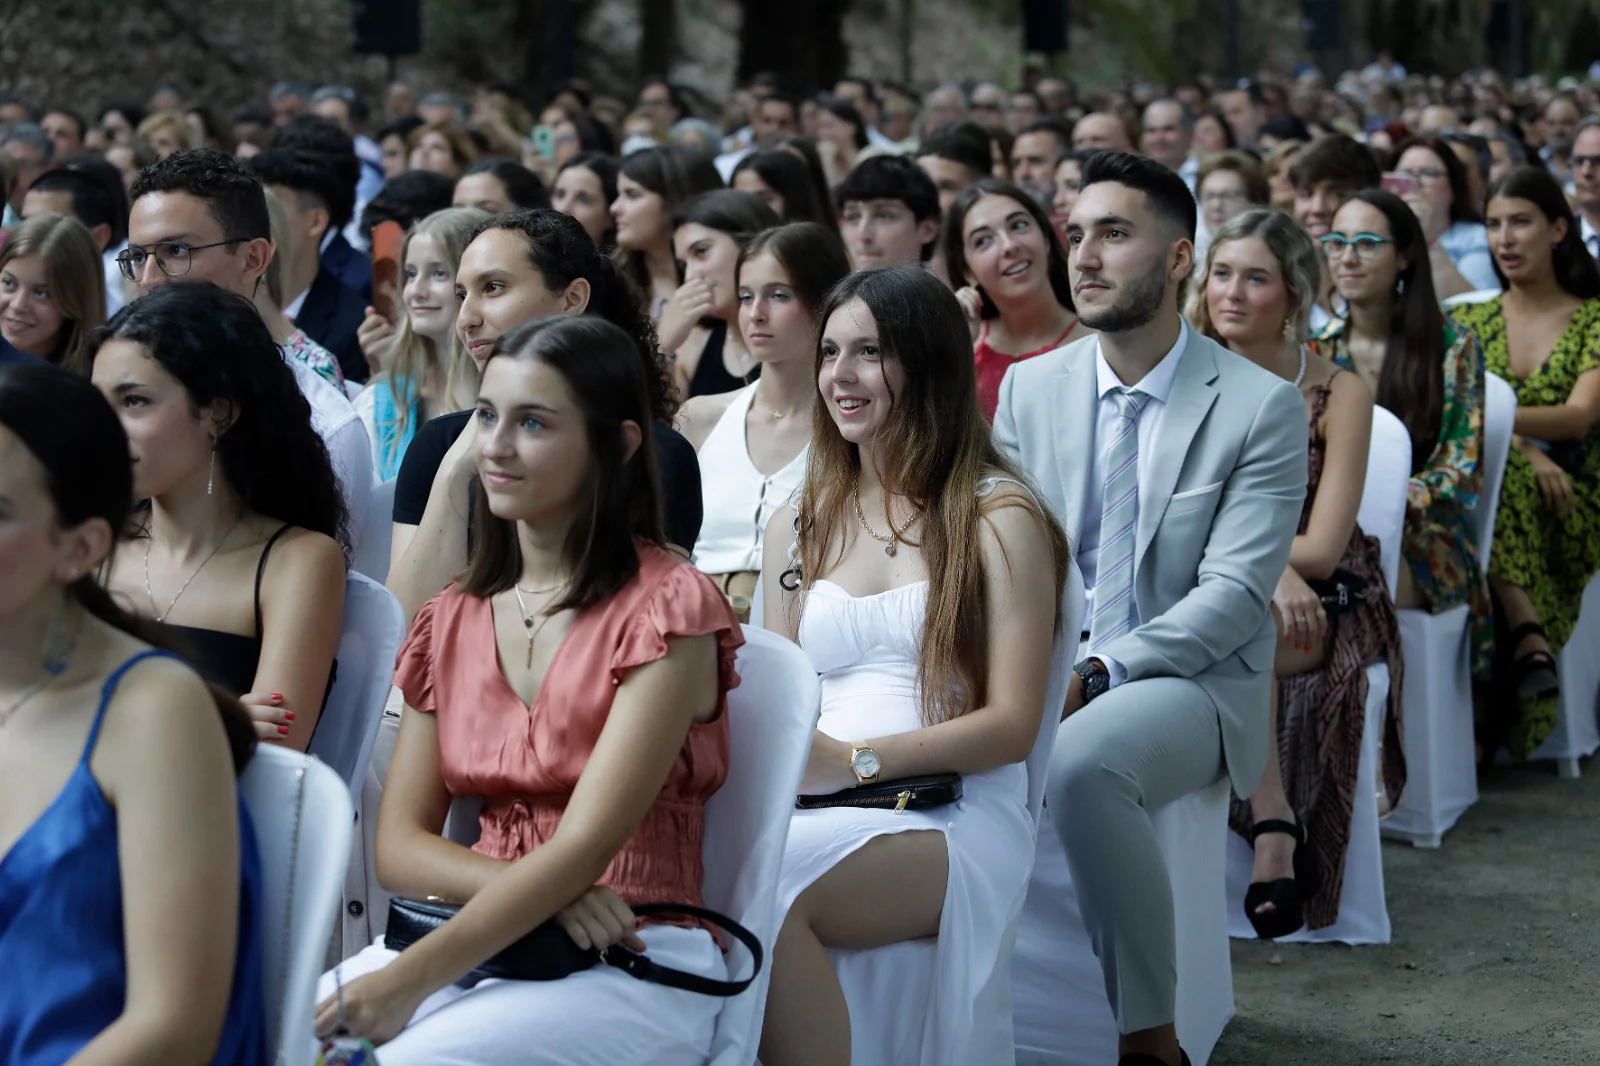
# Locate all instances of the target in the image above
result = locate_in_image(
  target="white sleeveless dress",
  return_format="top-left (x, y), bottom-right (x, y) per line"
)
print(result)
top-left (773, 576), bottom-right (1039, 1065)
top-left (691, 383), bottom-right (808, 576)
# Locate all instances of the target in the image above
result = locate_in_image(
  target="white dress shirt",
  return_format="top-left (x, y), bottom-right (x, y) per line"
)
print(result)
top-left (101, 241), bottom-right (128, 316)
top-left (1583, 214), bottom-right (1600, 262)
top-left (282, 354), bottom-right (373, 553)
top-left (1077, 319), bottom-right (1190, 684)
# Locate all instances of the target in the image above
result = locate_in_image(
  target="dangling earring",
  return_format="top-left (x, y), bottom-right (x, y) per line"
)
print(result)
top-left (1282, 317), bottom-right (1295, 340)
top-left (206, 437), bottom-right (217, 496)
top-left (41, 593), bottom-right (80, 677)
top-left (1396, 276), bottom-right (1406, 295)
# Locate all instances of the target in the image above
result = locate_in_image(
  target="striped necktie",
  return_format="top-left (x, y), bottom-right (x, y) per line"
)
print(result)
top-left (1089, 388), bottom-right (1146, 649)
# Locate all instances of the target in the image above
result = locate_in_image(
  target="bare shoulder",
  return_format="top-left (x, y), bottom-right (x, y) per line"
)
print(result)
top-left (677, 390), bottom-right (739, 451)
top-left (976, 475), bottom-right (1052, 559)
top-left (264, 525), bottom-right (347, 576)
top-left (94, 651), bottom-right (231, 778)
top-left (1327, 362), bottom-right (1375, 407)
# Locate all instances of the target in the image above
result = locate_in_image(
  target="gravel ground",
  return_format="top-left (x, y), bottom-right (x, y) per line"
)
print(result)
top-left (1212, 759), bottom-right (1600, 1065)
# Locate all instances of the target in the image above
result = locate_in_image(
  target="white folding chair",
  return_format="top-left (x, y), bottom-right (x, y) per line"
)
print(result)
top-left (1223, 407), bottom-right (1409, 945)
top-left (352, 478), bottom-right (397, 583)
top-left (308, 572), bottom-right (406, 798)
top-left (240, 747), bottom-right (352, 1066)
top-left (1441, 288), bottom-right (1503, 310)
top-left (702, 626), bottom-right (820, 1066)
top-left (1384, 372), bottom-right (1514, 846)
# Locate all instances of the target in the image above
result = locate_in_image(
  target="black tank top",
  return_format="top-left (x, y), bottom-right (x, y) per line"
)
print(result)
top-left (687, 320), bottom-right (759, 398)
top-left (158, 523), bottom-right (294, 697)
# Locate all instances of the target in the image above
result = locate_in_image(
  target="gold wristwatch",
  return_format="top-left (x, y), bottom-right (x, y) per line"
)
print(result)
top-left (848, 741), bottom-right (882, 785)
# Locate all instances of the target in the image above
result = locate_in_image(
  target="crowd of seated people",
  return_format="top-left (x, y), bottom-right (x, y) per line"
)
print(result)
top-left (4, 60), bottom-right (1600, 1066)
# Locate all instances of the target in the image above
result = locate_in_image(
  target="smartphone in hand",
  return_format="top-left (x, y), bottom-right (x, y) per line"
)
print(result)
top-left (370, 220), bottom-right (405, 323)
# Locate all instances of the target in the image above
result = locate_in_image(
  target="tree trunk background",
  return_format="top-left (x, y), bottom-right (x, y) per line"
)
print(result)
top-left (737, 0), bottom-right (852, 96)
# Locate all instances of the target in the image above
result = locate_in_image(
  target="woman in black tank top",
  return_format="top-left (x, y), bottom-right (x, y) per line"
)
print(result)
top-left (91, 285), bottom-right (350, 751)
top-left (658, 190), bottom-right (779, 398)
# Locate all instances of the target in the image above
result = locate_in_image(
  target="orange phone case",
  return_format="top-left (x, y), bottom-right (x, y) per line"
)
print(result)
top-left (370, 221), bottom-right (406, 322)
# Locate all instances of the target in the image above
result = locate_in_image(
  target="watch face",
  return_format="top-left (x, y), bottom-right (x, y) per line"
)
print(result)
top-left (853, 749), bottom-right (881, 778)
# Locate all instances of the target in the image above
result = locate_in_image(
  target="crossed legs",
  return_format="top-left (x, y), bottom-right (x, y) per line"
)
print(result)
top-left (1047, 676), bottom-right (1227, 1065)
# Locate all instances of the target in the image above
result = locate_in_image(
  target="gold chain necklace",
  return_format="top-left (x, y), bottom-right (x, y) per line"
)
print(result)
top-left (852, 487), bottom-right (920, 557)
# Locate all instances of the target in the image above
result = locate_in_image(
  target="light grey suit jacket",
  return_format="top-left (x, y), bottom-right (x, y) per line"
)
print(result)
top-left (992, 326), bottom-right (1307, 796)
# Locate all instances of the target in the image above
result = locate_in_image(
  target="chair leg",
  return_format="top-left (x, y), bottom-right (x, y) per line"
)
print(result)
top-left (1557, 758), bottom-right (1582, 780)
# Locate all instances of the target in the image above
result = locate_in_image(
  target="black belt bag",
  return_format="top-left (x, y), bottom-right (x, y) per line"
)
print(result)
top-left (385, 897), bottom-right (762, 995)
top-left (796, 772), bottom-right (963, 814)
top-left (1307, 568), bottom-right (1369, 617)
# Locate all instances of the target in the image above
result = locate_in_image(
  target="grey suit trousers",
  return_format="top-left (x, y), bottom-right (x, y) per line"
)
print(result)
top-left (1047, 674), bottom-right (1227, 1034)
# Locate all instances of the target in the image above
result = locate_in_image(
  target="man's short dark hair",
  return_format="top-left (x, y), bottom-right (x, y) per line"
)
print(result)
top-left (42, 107), bottom-right (86, 140)
top-left (264, 116), bottom-right (360, 227)
top-left (130, 148), bottom-right (270, 243)
top-left (917, 122), bottom-right (992, 180)
top-left (1288, 133), bottom-right (1381, 194)
top-left (1018, 118), bottom-right (1074, 157)
top-left (61, 154), bottom-right (130, 245)
top-left (1078, 149), bottom-right (1197, 242)
top-left (23, 169), bottom-right (114, 235)
top-left (245, 148), bottom-right (356, 233)
top-left (233, 106), bottom-right (273, 128)
top-left (759, 92), bottom-right (799, 117)
top-left (834, 155), bottom-right (940, 223)
top-left (358, 169), bottom-right (455, 241)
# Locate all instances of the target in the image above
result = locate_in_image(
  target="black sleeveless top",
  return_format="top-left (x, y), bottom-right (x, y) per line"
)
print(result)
top-left (687, 320), bottom-right (758, 398)
top-left (159, 524), bottom-right (293, 698)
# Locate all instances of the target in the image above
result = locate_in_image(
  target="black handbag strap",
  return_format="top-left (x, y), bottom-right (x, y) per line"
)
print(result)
top-left (602, 903), bottom-right (764, 996)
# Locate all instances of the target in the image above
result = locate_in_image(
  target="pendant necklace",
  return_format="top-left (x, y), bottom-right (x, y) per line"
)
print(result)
top-left (853, 487), bottom-right (920, 557)
top-left (512, 582), bottom-right (562, 669)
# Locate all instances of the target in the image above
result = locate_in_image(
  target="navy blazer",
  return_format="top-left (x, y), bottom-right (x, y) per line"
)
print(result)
top-left (295, 266), bottom-right (370, 383)
top-left (321, 232), bottom-right (373, 303)
top-left (0, 335), bottom-right (39, 366)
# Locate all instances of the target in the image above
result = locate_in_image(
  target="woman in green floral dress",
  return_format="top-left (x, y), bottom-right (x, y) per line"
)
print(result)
top-left (1447, 167), bottom-right (1600, 759)
top-left (1313, 189), bottom-right (1492, 681)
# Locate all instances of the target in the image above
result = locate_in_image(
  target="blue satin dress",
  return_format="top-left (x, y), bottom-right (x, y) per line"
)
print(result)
top-left (0, 650), bottom-right (268, 1065)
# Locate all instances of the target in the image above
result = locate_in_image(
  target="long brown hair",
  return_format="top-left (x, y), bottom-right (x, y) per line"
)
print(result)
top-left (0, 213), bottom-right (107, 375)
top-left (795, 267), bottom-right (1070, 726)
top-left (461, 316), bottom-right (663, 610)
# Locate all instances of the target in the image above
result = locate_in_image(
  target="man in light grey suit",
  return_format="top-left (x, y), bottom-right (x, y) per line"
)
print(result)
top-left (993, 151), bottom-right (1307, 1066)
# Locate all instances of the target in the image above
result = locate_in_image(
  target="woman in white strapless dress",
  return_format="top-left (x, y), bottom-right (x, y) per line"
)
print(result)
top-left (758, 266), bottom-right (1075, 1066)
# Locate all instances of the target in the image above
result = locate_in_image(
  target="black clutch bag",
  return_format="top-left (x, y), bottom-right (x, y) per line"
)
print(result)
top-left (1307, 568), bottom-right (1369, 617)
top-left (795, 773), bottom-right (963, 814)
top-left (385, 897), bottom-right (762, 994)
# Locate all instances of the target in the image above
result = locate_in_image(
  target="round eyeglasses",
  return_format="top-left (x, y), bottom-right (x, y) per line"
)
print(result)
top-left (1319, 233), bottom-right (1395, 259)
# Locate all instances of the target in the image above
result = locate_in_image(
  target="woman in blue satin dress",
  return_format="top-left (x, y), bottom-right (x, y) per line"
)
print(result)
top-left (0, 360), bottom-right (266, 1066)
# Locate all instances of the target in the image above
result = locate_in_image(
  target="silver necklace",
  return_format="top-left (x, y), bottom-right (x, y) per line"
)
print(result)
top-left (144, 509), bottom-right (246, 624)
top-left (0, 603), bottom-right (83, 728)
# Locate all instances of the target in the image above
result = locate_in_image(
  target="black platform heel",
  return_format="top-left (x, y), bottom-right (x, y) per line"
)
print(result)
top-left (1244, 816), bottom-right (1320, 940)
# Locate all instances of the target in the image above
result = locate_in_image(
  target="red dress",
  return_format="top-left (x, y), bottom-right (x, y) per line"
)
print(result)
top-left (394, 543), bottom-right (744, 918)
top-left (973, 319), bottom-right (1078, 422)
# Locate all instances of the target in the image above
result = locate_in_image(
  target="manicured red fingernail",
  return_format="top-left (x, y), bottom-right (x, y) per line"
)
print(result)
top-left (284, 711), bottom-right (296, 721)
top-left (271, 693), bottom-right (283, 702)
top-left (277, 725), bottom-right (290, 735)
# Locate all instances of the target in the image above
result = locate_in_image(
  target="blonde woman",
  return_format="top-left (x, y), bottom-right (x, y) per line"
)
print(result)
top-left (354, 207), bottom-right (489, 479)
top-left (0, 213), bottom-right (107, 374)
top-left (135, 111), bottom-right (199, 160)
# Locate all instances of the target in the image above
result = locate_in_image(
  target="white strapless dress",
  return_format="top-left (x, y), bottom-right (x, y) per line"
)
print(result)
top-left (773, 578), bottom-right (1038, 1065)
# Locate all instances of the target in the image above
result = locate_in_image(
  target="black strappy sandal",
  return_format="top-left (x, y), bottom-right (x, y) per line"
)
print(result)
top-left (1244, 817), bottom-right (1321, 940)
top-left (1508, 621), bottom-right (1561, 703)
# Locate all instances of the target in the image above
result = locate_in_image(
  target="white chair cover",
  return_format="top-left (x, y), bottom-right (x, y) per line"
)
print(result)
top-left (1223, 409), bottom-right (1409, 945)
top-left (703, 626), bottom-right (821, 1066)
top-left (1015, 781), bottom-right (1235, 1066)
top-left (308, 572), bottom-right (406, 798)
top-left (1532, 574), bottom-right (1600, 777)
top-left (1383, 373), bottom-right (1515, 846)
top-left (352, 478), bottom-right (397, 583)
top-left (240, 747), bottom-right (352, 1066)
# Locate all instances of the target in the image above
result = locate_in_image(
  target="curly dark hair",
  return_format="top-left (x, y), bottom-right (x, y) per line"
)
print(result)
top-left (129, 147), bottom-right (269, 243)
top-left (468, 209), bottom-right (678, 420)
top-left (94, 283), bottom-right (351, 553)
